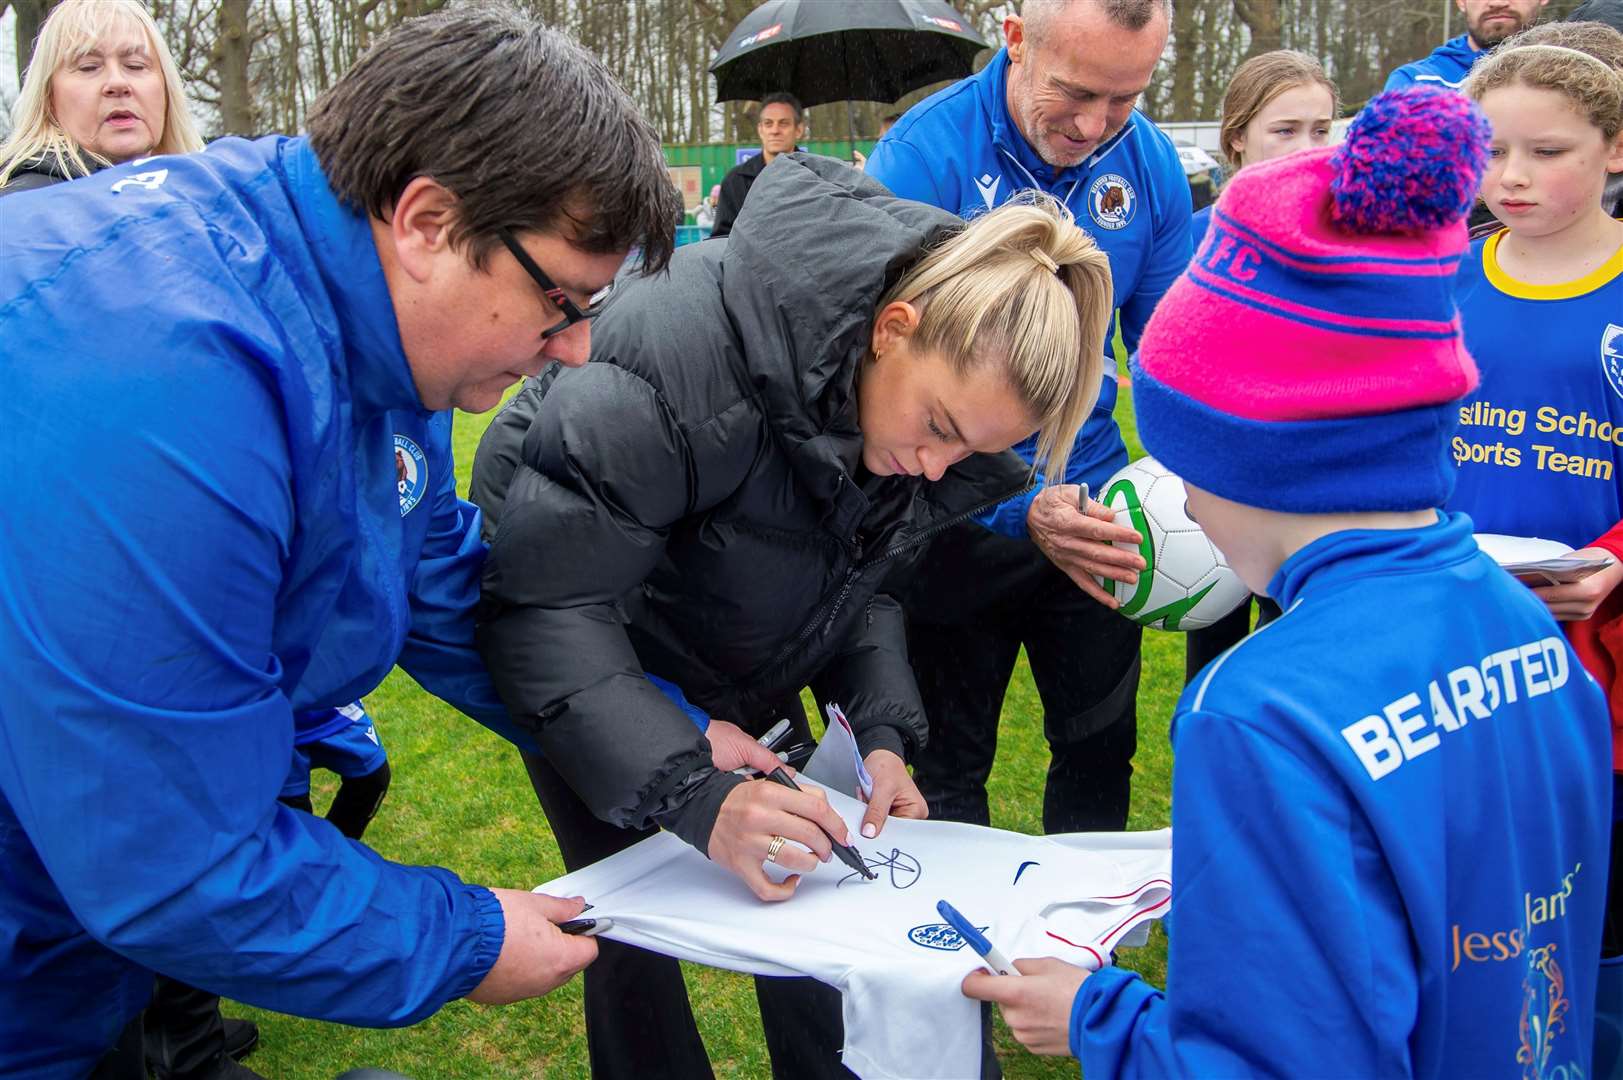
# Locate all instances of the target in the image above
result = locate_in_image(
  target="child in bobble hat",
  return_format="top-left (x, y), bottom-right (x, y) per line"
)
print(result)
top-left (963, 87), bottom-right (1613, 1079)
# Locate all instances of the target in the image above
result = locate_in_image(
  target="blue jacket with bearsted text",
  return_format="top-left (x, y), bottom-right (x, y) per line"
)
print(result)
top-left (1071, 514), bottom-right (1610, 1078)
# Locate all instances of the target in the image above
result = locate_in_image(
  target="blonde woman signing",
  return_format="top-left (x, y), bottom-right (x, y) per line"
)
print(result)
top-left (469, 156), bottom-right (1113, 1080)
top-left (0, 0), bottom-right (202, 197)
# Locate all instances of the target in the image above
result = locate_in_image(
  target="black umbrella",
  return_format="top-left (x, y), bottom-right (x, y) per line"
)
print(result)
top-left (710, 0), bottom-right (991, 151)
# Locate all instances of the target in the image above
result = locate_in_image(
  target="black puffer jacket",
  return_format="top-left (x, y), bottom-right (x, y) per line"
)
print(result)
top-left (471, 154), bottom-right (1030, 851)
top-left (0, 154), bottom-right (95, 198)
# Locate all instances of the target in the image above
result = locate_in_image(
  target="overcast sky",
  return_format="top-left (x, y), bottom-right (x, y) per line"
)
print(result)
top-left (2, 10), bottom-right (20, 101)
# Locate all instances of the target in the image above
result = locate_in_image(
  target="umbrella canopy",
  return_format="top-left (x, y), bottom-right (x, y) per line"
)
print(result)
top-left (710, 0), bottom-right (990, 108)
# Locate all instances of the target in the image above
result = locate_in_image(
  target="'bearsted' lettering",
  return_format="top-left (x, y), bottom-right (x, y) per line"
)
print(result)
top-left (1341, 637), bottom-right (1571, 781)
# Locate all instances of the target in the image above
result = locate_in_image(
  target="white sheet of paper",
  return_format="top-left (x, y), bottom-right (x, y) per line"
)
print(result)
top-left (1475, 532), bottom-right (1574, 564)
top-left (1475, 532), bottom-right (1613, 584)
top-left (536, 788), bottom-right (1170, 1079)
top-left (801, 702), bottom-right (873, 800)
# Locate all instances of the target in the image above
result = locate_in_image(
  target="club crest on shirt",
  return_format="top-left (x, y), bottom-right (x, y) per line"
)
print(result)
top-left (1088, 174), bottom-right (1135, 231)
top-left (908, 922), bottom-right (985, 952)
top-left (394, 434), bottom-right (428, 516)
top-left (1602, 323), bottom-right (1623, 402)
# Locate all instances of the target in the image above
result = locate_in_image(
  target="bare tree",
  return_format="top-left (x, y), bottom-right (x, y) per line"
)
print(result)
top-left (214, 0), bottom-right (253, 133)
top-left (90, 0), bottom-right (1600, 146)
top-left (6, 0), bottom-right (64, 83)
top-left (1233, 0), bottom-right (1282, 57)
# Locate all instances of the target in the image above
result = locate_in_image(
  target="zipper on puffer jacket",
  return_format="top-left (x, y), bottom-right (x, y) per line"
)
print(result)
top-left (759, 477), bottom-right (1035, 674)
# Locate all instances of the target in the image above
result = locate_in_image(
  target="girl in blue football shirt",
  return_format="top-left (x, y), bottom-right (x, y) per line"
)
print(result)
top-left (1451, 23), bottom-right (1623, 621)
top-left (1453, 21), bottom-right (1623, 1071)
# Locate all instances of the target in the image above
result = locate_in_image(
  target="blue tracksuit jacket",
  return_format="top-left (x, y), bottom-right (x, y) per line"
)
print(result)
top-left (1384, 34), bottom-right (1483, 92)
top-left (0, 137), bottom-right (527, 1076)
top-left (866, 48), bottom-right (1193, 534)
top-left (1070, 514), bottom-right (1611, 1077)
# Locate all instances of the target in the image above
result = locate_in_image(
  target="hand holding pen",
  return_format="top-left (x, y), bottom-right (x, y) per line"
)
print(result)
top-left (708, 764), bottom-right (860, 901)
top-left (960, 955), bottom-right (1091, 1058)
top-left (762, 767), bottom-right (875, 880)
top-left (948, 898), bottom-right (1092, 1059)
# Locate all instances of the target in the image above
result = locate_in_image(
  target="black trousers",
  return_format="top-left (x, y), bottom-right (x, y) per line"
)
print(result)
top-left (1604, 812), bottom-right (1623, 960)
top-left (143, 978), bottom-right (231, 1079)
top-left (1183, 594), bottom-right (1282, 684)
top-left (522, 750), bottom-right (856, 1080)
top-left (904, 524), bottom-right (1143, 834)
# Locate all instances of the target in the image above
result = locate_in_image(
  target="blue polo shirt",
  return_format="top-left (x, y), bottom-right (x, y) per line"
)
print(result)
top-left (867, 48), bottom-right (1192, 532)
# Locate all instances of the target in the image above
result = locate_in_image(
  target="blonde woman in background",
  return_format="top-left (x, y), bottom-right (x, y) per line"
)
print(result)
top-left (0, 0), bottom-right (201, 196)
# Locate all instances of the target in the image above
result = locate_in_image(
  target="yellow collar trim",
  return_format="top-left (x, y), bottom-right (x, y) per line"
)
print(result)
top-left (1483, 228), bottom-right (1623, 300)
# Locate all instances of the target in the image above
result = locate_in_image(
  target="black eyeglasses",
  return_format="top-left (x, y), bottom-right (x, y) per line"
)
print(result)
top-left (499, 228), bottom-right (592, 340)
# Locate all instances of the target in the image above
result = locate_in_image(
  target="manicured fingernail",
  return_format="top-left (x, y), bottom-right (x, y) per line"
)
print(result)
top-left (862, 823), bottom-right (877, 838)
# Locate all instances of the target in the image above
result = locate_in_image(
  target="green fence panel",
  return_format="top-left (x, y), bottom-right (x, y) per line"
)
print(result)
top-left (665, 139), bottom-right (880, 198)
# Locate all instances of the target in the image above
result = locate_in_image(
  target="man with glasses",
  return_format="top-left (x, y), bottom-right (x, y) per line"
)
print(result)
top-left (0, 6), bottom-right (680, 1076)
top-left (500, 227), bottom-right (601, 341)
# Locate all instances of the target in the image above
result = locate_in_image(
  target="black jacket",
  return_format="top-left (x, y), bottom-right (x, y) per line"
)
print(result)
top-left (0, 154), bottom-right (92, 198)
top-left (470, 154), bottom-right (1030, 851)
top-left (710, 148), bottom-right (793, 239)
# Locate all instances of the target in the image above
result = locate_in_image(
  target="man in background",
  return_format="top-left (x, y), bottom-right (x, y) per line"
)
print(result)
top-left (711, 91), bottom-right (805, 237)
top-left (1384, 0), bottom-right (1548, 90)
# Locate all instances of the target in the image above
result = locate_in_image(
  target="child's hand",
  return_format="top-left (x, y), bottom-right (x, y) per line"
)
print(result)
top-left (1529, 548), bottom-right (1623, 622)
top-left (961, 957), bottom-right (1091, 1057)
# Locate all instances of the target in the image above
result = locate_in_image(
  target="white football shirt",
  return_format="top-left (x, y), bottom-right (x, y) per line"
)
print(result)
top-left (538, 788), bottom-right (1171, 1079)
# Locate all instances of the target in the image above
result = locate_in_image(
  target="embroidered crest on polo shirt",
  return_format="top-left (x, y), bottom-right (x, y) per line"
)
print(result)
top-left (1602, 323), bottom-right (1623, 402)
top-left (908, 922), bottom-right (982, 951)
top-left (1088, 174), bottom-right (1135, 230)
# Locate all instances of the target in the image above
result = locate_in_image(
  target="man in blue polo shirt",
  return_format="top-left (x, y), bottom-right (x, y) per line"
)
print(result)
top-left (866, 0), bottom-right (1189, 842)
top-left (1384, 0), bottom-right (1548, 91)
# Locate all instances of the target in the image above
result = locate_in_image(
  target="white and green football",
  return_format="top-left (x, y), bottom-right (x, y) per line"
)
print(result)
top-left (1096, 455), bottom-right (1250, 632)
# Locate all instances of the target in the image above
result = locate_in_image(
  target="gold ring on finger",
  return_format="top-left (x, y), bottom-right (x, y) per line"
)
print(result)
top-left (766, 835), bottom-right (788, 863)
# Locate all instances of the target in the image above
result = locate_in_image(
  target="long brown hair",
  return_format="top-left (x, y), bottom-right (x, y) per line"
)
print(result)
top-left (1218, 50), bottom-right (1340, 170)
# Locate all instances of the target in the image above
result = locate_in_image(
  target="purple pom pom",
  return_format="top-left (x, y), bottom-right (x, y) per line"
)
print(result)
top-left (1329, 87), bottom-right (1490, 235)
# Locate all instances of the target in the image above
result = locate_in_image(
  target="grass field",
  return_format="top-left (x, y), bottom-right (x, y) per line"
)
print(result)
top-left (228, 379), bottom-right (1182, 1079)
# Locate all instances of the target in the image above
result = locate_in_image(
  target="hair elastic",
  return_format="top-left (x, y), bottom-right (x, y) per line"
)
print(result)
top-left (1505, 43), bottom-right (1623, 83)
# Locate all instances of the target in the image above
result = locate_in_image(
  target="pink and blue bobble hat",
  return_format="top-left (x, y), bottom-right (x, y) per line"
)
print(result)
top-left (1131, 86), bottom-right (1491, 513)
